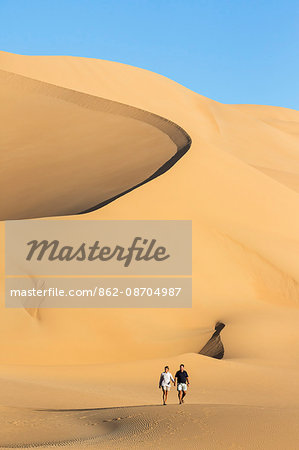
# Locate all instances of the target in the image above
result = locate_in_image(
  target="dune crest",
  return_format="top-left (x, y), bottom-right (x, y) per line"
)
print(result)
top-left (0, 66), bottom-right (190, 220)
top-left (0, 51), bottom-right (298, 448)
top-left (0, 51), bottom-right (298, 364)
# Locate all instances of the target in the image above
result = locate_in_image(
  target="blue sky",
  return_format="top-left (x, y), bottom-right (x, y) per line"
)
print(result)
top-left (0, 0), bottom-right (298, 109)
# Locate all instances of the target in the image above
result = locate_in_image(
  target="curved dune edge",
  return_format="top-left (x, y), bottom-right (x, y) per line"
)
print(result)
top-left (0, 69), bottom-right (191, 220)
top-left (1, 52), bottom-right (299, 195)
top-left (0, 52), bottom-right (299, 450)
top-left (0, 54), bottom-right (298, 365)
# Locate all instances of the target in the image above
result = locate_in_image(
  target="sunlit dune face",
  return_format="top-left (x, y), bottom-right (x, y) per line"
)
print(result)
top-left (0, 53), bottom-right (298, 368)
top-left (0, 70), bottom-right (191, 220)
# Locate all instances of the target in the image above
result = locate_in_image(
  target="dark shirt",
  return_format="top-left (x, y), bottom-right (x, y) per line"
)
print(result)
top-left (175, 370), bottom-right (189, 383)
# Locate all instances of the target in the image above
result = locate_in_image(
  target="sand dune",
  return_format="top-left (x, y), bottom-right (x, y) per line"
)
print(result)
top-left (0, 68), bottom-right (190, 220)
top-left (0, 51), bottom-right (299, 448)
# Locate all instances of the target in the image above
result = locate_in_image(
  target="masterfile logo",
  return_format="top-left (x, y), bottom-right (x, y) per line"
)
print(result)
top-left (5, 220), bottom-right (192, 308)
top-left (25, 236), bottom-right (170, 267)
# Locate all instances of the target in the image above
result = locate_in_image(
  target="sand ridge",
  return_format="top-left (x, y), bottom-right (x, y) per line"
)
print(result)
top-left (0, 67), bottom-right (190, 220)
top-left (0, 52), bottom-right (298, 448)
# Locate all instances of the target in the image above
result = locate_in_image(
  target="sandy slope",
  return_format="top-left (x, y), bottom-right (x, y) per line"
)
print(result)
top-left (0, 68), bottom-right (190, 220)
top-left (0, 354), bottom-right (298, 448)
top-left (0, 51), bottom-right (299, 448)
top-left (2, 404), bottom-right (299, 449)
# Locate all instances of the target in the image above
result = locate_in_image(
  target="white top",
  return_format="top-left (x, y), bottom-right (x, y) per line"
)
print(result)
top-left (159, 371), bottom-right (174, 387)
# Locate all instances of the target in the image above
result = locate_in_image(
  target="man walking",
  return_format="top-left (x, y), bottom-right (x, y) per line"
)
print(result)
top-left (159, 366), bottom-right (175, 405)
top-left (175, 364), bottom-right (190, 404)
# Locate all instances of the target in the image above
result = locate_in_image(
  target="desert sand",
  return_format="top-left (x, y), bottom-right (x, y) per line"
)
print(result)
top-left (0, 51), bottom-right (299, 448)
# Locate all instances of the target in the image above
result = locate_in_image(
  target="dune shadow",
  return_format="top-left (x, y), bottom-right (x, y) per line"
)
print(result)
top-left (36, 404), bottom-right (163, 412)
top-left (199, 322), bottom-right (225, 359)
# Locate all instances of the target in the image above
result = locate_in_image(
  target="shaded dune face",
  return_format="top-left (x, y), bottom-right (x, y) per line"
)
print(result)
top-left (199, 322), bottom-right (225, 359)
top-left (0, 52), bottom-right (299, 367)
top-left (0, 69), bottom-right (191, 220)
